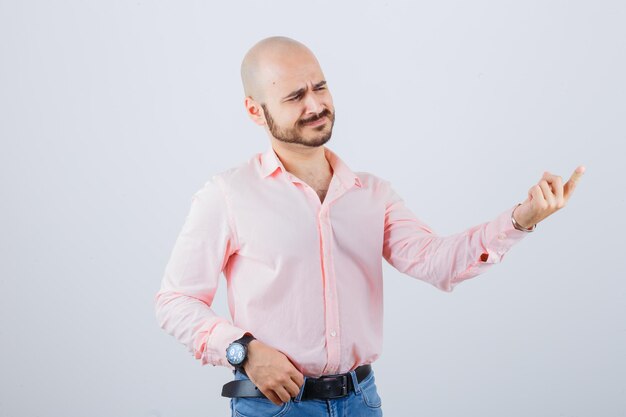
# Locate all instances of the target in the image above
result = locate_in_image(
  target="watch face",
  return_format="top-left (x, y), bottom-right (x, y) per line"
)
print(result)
top-left (226, 343), bottom-right (246, 365)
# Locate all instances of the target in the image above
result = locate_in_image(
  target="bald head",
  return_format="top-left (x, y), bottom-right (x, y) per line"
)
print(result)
top-left (240, 36), bottom-right (322, 101)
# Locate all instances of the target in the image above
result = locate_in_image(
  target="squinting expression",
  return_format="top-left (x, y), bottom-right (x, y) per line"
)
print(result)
top-left (261, 78), bottom-right (335, 148)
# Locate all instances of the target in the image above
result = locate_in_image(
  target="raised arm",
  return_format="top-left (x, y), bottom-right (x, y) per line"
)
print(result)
top-left (382, 166), bottom-right (584, 292)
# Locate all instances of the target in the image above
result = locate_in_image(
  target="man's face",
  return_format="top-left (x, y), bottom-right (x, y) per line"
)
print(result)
top-left (257, 52), bottom-right (335, 147)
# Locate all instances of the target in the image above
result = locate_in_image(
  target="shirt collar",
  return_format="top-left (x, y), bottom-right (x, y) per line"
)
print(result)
top-left (260, 145), bottom-right (362, 189)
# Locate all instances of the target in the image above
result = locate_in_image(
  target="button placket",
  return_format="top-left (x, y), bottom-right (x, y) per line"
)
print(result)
top-left (316, 176), bottom-right (349, 375)
top-left (320, 205), bottom-right (342, 374)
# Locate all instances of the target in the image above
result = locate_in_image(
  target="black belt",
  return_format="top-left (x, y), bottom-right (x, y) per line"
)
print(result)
top-left (221, 364), bottom-right (372, 400)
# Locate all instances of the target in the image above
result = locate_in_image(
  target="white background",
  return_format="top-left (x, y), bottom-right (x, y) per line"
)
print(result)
top-left (1, 1), bottom-right (625, 416)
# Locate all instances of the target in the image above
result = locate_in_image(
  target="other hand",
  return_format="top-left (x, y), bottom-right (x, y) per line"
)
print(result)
top-left (513, 165), bottom-right (586, 229)
top-left (243, 339), bottom-right (305, 406)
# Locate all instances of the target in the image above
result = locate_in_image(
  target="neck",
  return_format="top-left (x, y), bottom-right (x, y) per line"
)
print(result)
top-left (270, 138), bottom-right (332, 178)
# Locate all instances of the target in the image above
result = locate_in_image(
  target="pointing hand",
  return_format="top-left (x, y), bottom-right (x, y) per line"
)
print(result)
top-left (513, 165), bottom-right (586, 229)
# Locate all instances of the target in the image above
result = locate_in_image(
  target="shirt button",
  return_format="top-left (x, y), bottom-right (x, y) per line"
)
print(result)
top-left (498, 233), bottom-right (506, 241)
top-left (330, 331), bottom-right (337, 337)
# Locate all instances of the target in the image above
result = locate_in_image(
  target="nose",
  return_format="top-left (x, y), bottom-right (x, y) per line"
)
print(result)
top-left (302, 91), bottom-right (324, 115)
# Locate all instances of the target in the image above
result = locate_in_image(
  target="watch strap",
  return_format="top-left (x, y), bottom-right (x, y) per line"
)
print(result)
top-left (235, 334), bottom-right (256, 347)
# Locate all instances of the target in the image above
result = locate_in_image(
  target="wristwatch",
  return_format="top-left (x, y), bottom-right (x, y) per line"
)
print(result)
top-left (225, 334), bottom-right (256, 370)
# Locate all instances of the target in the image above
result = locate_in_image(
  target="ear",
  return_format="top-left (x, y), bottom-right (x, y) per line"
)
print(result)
top-left (244, 97), bottom-right (266, 126)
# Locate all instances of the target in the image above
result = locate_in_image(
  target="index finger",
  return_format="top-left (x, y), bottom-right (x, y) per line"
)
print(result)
top-left (570, 165), bottom-right (586, 181)
top-left (564, 165), bottom-right (586, 199)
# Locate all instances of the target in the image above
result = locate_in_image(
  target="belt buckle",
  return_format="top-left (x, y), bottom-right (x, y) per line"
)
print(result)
top-left (320, 374), bottom-right (348, 399)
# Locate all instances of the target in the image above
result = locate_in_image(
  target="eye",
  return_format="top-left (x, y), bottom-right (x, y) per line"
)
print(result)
top-left (288, 93), bottom-right (303, 102)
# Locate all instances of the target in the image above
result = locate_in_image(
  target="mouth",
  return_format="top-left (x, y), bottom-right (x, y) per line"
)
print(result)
top-left (302, 116), bottom-right (327, 127)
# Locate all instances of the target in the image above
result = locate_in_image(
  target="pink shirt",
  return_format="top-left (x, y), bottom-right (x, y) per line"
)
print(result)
top-left (154, 146), bottom-right (528, 377)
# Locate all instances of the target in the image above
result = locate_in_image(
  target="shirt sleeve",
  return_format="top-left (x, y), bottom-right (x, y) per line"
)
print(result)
top-left (154, 176), bottom-right (248, 368)
top-left (381, 180), bottom-right (529, 292)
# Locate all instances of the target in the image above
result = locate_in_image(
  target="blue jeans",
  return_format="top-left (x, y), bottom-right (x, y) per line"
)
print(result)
top-left (230, 368), bottom-right (384, 417)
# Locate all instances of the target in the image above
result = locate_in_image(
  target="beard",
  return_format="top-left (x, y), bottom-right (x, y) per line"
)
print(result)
top-left (261, 104), bottom-right (335, 148)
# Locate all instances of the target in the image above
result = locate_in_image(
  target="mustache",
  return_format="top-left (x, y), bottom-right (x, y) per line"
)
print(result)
top-left (298, 109), bottom-right (333, 126)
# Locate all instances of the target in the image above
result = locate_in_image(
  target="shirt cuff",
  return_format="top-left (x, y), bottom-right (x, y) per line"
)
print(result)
top-left (481, 204), bottom-right (530, 264)
top-left (198, 322), bottom-right (249, 369)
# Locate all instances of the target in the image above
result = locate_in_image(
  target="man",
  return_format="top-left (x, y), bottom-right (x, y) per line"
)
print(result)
top-left (154, 36), bottom-right (585, 417)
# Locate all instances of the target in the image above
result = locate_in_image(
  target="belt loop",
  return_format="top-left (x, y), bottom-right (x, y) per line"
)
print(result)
top-left (294, 376), bottom-right (308, 403)
top-left (349, 370), bottom-right (361, 395)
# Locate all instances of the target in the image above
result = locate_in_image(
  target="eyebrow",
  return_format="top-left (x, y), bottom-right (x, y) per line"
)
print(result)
top-left (282, 80), bottom-right (327, 101)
